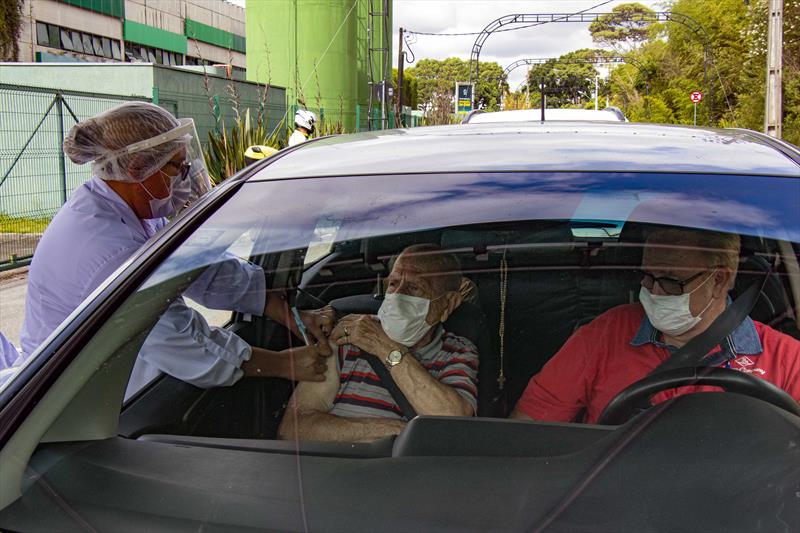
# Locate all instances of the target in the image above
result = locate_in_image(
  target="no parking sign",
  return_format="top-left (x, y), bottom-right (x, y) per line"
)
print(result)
top-left (690, 91), bottom-right (702, 125)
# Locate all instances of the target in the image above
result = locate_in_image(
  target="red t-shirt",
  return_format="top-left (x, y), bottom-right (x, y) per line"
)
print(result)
top-left (515, 304), bottom-right (800, 424)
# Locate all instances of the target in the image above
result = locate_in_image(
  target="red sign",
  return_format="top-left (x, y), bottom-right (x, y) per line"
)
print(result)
top-left (690, 91), bottom-right (703, 103)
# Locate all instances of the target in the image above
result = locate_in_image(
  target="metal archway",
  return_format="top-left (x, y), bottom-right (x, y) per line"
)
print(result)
top-left (502, 56), bottom-right (629, 80)
top-left (469, 12), bottom-right (713, 123)
top-left (499, 55), bottom-right (657, 118)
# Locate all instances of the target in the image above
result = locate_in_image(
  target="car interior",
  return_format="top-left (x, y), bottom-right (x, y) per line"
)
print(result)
top-left (2, 214), bottom-right (799, 530)
top-left (113, 220), bottom-right (800, 451)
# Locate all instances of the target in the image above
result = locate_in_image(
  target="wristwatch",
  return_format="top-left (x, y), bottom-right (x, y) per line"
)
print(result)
top-left (385, 349), bottom-right (406, 367)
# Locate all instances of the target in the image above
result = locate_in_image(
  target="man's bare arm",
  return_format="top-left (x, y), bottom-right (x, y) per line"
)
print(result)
top-left (277, 346), bottom-right (406, 442)
top-left (280, 410), bottom-right (406, 443)
top-left (390, 354), bottom-right (474, 417)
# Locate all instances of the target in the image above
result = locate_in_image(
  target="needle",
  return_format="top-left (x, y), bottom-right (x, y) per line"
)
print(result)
top-left (291, 307), bottom-right (310, 345)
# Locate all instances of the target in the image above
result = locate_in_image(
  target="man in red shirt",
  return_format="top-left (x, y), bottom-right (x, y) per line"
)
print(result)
top-left (511, 228), bottom-right (800, 424)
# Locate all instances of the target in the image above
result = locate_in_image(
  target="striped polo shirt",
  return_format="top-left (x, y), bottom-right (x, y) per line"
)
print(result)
top-left (330, 325), bottom-right (479, 419)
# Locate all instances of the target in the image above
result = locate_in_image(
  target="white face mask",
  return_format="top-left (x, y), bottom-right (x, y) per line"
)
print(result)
top-left (639, 269), bottom-right (717, 336)
top-left (140, 170), bottom-right (190, 219)
top-left (378, 292), bottom-right (436, 347)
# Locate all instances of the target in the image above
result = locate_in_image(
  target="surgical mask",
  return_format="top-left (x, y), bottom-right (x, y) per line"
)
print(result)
top-left (639, 269), bottom-right (717, 336)
top-left (140, 170), bottom-right (189, 219)
top-left (378, 292), bottom-right (436, 347)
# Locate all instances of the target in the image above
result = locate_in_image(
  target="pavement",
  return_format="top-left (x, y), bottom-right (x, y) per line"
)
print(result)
top-left (0, 266), bottom-right (28, 347)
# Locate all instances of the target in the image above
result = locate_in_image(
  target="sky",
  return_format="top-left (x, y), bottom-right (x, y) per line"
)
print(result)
top-left (229, 0), bottom-right (663, 89)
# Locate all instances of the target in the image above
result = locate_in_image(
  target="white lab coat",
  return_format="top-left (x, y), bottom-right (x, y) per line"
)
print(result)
top-left (0, 332), bottom-right (20, 369)
top-left (19, 176), bottom-right (265, 399)
top-left (126, 256), bottom-right (266, 398)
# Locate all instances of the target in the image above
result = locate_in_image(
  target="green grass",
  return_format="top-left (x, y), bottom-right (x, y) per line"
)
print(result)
top-left (0, 214), bottom-right (51, 234)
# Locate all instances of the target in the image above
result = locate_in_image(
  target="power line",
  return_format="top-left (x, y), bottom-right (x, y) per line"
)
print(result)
top-left (405, 0), bottom-right (615, 37)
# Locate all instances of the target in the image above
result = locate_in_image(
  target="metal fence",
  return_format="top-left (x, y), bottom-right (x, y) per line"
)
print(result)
top-left (0, 84), bottom-right (148, 270)
top-left (0, 84), bottom-right (418, 270)
top-left (353, 105), bottom-right (420, 132)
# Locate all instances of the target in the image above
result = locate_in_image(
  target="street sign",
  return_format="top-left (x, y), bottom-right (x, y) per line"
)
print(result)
top-left (690, 91), bottom-right (702, 126)
top-left (455, 82), bottom-right (474, 114)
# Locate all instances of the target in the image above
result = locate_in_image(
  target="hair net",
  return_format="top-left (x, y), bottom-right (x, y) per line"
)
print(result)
top-left (63, 101), bottom-right (190, 183)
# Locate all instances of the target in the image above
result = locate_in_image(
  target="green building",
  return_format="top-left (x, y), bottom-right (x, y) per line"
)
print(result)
top-left (246, 0), bottom-right (393, 132)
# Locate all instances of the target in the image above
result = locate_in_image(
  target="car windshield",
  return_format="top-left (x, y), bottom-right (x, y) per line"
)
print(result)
top-left (111, 170), bottom-right (800, 412)
top-left (0, 169), bottom-right (798, 531)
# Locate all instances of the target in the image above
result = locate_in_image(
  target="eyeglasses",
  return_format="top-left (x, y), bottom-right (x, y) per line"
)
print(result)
top-left (175, 160), bottom-right (192, 182)
top-left (639, 269), bottom-right (711, 296)
top-left (162, 160), bottom-right (191, 182)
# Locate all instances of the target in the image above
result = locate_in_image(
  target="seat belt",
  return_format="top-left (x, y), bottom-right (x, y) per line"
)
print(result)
top-left (363, 354), bottom-right (418, 420)
top-left (648, 267), bottom-right (770, 375)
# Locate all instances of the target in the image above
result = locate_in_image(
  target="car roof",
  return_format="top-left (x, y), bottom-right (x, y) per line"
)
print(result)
top-left (466, 108), bottom-right (627, 123)
top-left (253, 122), bottom-right (800, 180)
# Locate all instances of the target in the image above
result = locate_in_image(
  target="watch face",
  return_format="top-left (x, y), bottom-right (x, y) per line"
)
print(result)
top-left (387, 350), bottom-right (403, 365)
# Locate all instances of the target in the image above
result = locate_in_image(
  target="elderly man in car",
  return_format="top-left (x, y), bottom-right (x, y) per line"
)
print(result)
top-left (279, 244), bottom-right (478, 442)
top-left (512, 228), bottom-right (800, 424)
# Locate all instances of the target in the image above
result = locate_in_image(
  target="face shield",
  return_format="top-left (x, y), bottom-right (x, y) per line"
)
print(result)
top-left (94, 118), bottom-right (211, 215)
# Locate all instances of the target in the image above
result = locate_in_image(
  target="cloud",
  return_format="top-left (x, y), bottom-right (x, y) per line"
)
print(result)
top-left (232, 0), bottom-right (662, 89)
top-left (394, 0), bottom-right (662, 88)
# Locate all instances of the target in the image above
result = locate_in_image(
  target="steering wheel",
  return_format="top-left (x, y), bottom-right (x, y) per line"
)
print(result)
top-left (597, 367), bottom-right (800, 425)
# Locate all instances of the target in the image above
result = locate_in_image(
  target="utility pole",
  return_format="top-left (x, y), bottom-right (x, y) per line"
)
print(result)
top-left (594, 76), bottom-right (599, 111)
top-left (540, 79), bottom-right (545, 122)
top-left (765, 0), bottom-right (783, 138)
top-left (397, 27), bottom-right (405, 127)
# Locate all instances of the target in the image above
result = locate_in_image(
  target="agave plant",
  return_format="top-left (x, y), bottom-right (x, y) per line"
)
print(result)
top-left (203, 109), bottom-right (289, 184)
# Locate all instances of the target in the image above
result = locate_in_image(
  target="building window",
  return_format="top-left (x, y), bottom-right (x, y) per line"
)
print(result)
top-left (48, 25), bottom-right (60, 48)
top-left (123, 42), bottom-right (184, 66)
top-left (37, 21), bottom-right (120, 61)
top-left (111, 40), bottom-right (121, 60)
top-left (185, 56), bottom-right (212, 66)
top-left (36, 22), bottom-right (49, 46)
top-left (60, 29), bottom-right (74, 51)
top-left (70, 31), bottom-right (83, 53)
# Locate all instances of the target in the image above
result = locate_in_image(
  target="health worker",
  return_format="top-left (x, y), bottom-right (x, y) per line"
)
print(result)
top-left (17, 102), bottom-right (332, 398)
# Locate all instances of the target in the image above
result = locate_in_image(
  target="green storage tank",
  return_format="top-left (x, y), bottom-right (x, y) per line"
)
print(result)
top-left (246, 0), bottom-right (392, 133)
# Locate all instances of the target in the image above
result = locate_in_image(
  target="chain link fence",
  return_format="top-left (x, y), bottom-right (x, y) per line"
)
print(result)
top-left (0, 84), bottom-right (147, 270)
top-left (0, 83), bottom-right (414, 270)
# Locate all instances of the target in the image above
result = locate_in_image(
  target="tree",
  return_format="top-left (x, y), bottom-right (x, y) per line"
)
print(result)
top-left (475, 61), bottom-right (507, 111)
top-left (503, 89), bottom-right (533, 110)
top-left (406, 57), bottom-right (508, 117)
top-left (527, 50), bottom-right (606, 108)
top-left (0, 0), bottom-right (24, 61)
top-left (391, 68), bottom-right (419, 110)
top-left (738, 0), bottom-right (800, 143)
top-left (590, 3), bottom-right (656, 52)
